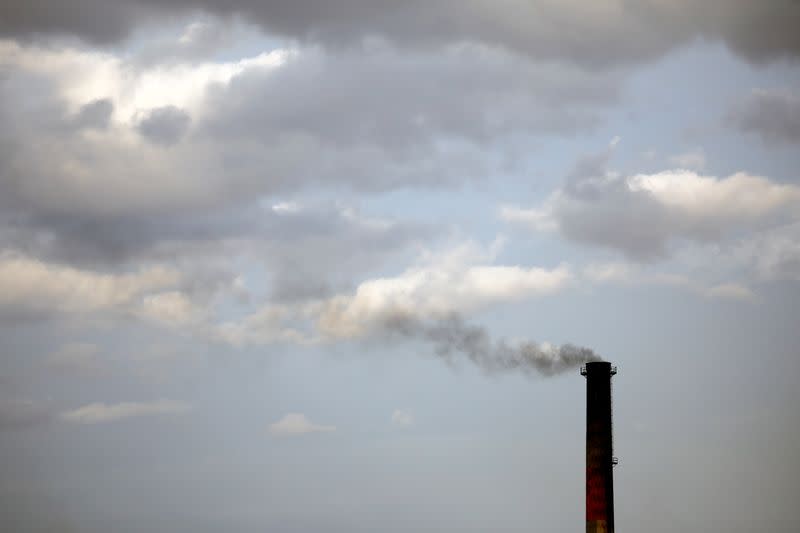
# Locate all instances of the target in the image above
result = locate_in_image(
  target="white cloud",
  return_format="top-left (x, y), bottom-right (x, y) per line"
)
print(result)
top-left (0, 39), bottom-right (290, 120)
top-left (316, 240), bottom-right (570, 339)
top-left (626, 171), bottom-right (798, 219)
top-left (0, 252), bottom-right (218, 329)
top-left (216, 241), bottom-right (571, 346)
top-left (214, 301), bottom-right (319, 347)
top-left (137, 291), bottom-right (206, 327)
top-left (61, 400), bottom-right (190, 424)
top-left (391, 409), bottom-right (414, 428)
top-left (498, 205), bottom-right (559, 232)
top-left (317, 262), bottom-right (569, 339)
top-left (0, 252), bottom-right (181, 318)
top-left (703, 283), bottom-right (756, 302)
top-left (268, 413), bottom-right (336, 436)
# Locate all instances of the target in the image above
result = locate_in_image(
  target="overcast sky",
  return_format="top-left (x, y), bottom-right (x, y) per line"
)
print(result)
top-left (1, 2), bottom-right (799, 532)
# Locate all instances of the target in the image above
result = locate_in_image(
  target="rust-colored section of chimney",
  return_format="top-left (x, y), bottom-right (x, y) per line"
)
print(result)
top-left (582, 361), bottom-right (616, 533)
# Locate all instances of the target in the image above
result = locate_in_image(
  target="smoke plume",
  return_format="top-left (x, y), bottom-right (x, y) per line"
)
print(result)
top-left (382, 313), bottom-right (600, 376)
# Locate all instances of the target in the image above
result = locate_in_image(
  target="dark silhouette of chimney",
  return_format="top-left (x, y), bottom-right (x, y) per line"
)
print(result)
top-left (581, 361), bottom-right (617, 533)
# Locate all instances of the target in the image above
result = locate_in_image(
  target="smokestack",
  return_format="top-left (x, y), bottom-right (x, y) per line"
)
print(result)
top-left (581, 361), bottom-right (617, 533)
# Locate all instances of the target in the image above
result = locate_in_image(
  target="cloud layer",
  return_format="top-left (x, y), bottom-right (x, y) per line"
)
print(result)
top-left (2, 1), bottom-right (799, 66)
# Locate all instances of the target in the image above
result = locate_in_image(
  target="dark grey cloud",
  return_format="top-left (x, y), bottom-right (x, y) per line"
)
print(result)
top-left (133, 20), bottom-right (235, 66)
top-left (0, 1), bottom-right (150, 44)
top-left (196, 44), bottom-right (616, 194)
top-left (727, 89), bottom-right (800, 144)
top-left (544, 150), bottom-right (682, 260)
top-left (255, 204), bottom-right (431, 302)
top-left (203, 45), bottom-right (613, 148)
top-left (136, 106), bottom-right (192, 146)
top-left (2, 1), bottom-right (799, 66)
top-left (0, 200), bottom-right (430, 310)
top-left (557, 186), bottom-right (675, 261)
top-left (563, 150), bottom-right (614, 195)
top-left (72, 99), bottom-right (113, 130)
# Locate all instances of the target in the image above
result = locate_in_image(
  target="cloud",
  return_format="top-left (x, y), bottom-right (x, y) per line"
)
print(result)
top-left (216, 240), bottom-right (571, 346)
top-left (0, 42), bottom-right (290, 219)
top-left (0, 1), bottom-right (148, 44)
top-left (0, 39), bottom-right (290, 120)
top-left (316, 259), bottom-right (570, 340)
top-left (60, 400), bottom-right (191, 424)
top-left (1, 195), bottom-right (422, 283)
top-left (255, 203), bottom-right (431, 303)
top-left (215, 241), bottom-right (594, 376)
top-left (0, 199), bottom-right (429, 340)
top-left (136, 291), bottom-right (207, 327)
top-left (1, 2), bottom-right (799, 66)
top-left (134, 20), bottom-right (237, 66)
top-left (391, 409), bottom-right (414, 428)
top-left (201, 43), bottom-right (615, 152)
top-left (0, 36), bottom-right (604, 308)
top-left (703, 283), bottom-right (756, 302)
top-left (502, 153), bottom-right (800, 259)
top-left (0, 38), bottom-right (612, 224)
top-left (0, 252), bottom-right (184, 319)
top-left (0, 37), bottom-right (599, 345)
top-left (72, 98), bottom-right (114, 130)
top-left (135, 105), bottom-right (192, 146)
top-left (727, 89), bottom-right (800, 145)
top-left (268, 413), bottom-right (335, 436)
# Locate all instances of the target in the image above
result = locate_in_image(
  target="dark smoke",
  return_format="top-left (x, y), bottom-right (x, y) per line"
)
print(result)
top-left (383, 313), bottom-right (601, 376)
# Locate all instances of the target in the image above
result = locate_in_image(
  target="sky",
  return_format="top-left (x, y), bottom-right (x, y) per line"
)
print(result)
top-left (1, 2), bottom-right (799, 532)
